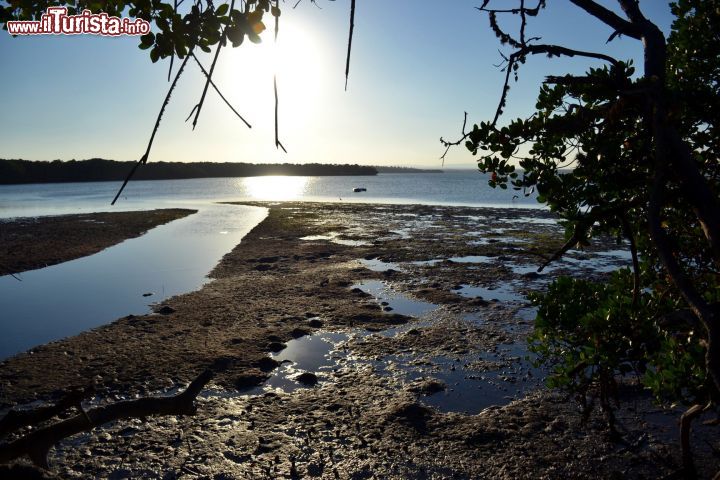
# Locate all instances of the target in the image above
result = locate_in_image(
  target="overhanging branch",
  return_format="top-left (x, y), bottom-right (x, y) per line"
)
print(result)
top-left (493, 44), bottom-right (619, 127)
top-left (568, 0), bottom-right (642, 40)
top-left (0, 370), bottom-right (214, 469)
top-left (112, 52), bottom-right (193, 206)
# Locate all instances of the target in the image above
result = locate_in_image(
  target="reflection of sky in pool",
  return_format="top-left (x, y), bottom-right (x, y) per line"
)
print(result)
top-left (0, 204), bottom-right (267, 359)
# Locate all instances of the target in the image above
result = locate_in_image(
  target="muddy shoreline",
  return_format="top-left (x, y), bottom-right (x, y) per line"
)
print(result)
top-left (1, 202), bottom-right (717, 478)
top-left (0, 209), bottom-right (197, 276)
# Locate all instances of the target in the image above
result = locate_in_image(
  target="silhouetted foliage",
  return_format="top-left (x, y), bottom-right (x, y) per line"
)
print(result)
top-left (457, 1), bottom-right (719, 473)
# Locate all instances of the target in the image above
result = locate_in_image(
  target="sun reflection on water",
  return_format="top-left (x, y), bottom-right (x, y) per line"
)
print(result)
top-left (241, 176), bottom-right (309, 201)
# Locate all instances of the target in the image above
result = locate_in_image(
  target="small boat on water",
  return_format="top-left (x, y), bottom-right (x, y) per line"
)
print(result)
top-left (353, 187), bottom-right (367, 192)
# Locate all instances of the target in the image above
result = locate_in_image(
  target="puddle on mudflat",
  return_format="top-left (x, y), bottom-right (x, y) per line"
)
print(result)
top-left (371, 342), bottom-right (545, 415)
top-left (510, 263), bottom-right (559, 277)
top-left (300, 232), bottom-right (370, 246)
top-left (357, 258), bottom-right (403, 273)
top-left (244, 281), bottom-right (438, 395)
top-left (242, 331), bottom-right (352, 395)
top-left (389, 228), bottom-right (413, 239)
top-left (454, 215), bottom-right (484, 222)
top-left (511, 264), bottom-right (544, 275)
top-left (447, 255), bottom-right (495, 264)
top-left (562, 252), bottom-right (631, 273)
top-left (244, 328), bottom-right (544, 415)
top-left (411, 259), bottom-right (445, 267)
top-left (354, 280), bottom-right (438, 317)
top-left (596, 249), bottom-right (633, 260)
top-left (515, 306), bottom-right (538, 323)
top-left (511, 248), bottom-right (632, 278)
top-left (455, 283), bottom-right (526, 303)
top-left (241, 279), bottom-right (539, 414)
top-left (509, 216), bottom-right (558, 225)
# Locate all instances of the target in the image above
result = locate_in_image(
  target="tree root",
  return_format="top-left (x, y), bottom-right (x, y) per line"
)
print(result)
top-left (0, 369), bottom-right (213, 469)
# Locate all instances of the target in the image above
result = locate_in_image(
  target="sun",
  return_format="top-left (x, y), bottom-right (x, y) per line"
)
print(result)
top-left (207, 15), bottom-right (332, 159)
top-left (207, 14), bottom-right (334, 161)
top-left (217, 17), bottom-right (329, 118)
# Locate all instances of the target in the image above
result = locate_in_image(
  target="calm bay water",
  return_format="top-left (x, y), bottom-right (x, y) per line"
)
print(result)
top-left (0, 172), bottom-right (540, 359)
top-left (0, 204), bottom-right (267, 358)
top-left (0, 171), bottom-right (540, 219)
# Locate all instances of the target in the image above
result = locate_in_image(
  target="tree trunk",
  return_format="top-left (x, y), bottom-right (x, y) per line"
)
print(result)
top-left (633, 0), bottom-right (720, 396)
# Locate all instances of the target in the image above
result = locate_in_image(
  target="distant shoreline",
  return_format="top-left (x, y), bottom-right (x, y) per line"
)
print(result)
top-left (0, 159), bottom-right (441, 185)
top-left (375, 166), bottom-right (443, 174)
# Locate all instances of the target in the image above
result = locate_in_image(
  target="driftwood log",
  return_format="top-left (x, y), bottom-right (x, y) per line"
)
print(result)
top-left (0, 387), bottom-right (92, 438)
top-left (0, 369), bottom-right (213, 469)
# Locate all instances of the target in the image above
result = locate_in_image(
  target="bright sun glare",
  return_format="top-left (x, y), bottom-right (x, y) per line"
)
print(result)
top-left (241, 176), bottom-right (309, 201)
top-left (220, 19), bottom-right (328, 129)
top-left (209, 16), bottom-right (332, 163)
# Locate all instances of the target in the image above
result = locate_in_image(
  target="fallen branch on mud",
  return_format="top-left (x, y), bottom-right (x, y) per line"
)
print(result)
top-left (0, 387), bottom-right (93, 438)
top-left (0, 369), bottom-right (213, 469)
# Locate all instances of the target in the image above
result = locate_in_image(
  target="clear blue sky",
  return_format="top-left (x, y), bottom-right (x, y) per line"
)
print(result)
top-left (0, 1), bottom-right (675, 168)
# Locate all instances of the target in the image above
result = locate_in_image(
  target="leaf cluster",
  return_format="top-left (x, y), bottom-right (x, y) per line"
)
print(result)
top-left (470, 0), bottom-right (720, 413)
top-left (530, 271), bottom-right (715, 408)
top-left (1, 0), bottom-right (280, 60)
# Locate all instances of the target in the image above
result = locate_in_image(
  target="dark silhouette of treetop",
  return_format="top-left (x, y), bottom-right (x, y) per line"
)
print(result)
top-left (441, 1), bottom-right (719, 475)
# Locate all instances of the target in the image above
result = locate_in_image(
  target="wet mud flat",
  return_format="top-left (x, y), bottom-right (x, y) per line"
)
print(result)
top-left (0, 209), bottom-right (197, 276)
top-left (1, 202), bottom-right (717, 478)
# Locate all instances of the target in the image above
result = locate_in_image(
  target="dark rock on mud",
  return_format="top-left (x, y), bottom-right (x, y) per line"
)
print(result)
top-left (290, 328), bottom-right (309, 338)
top-left (234, 372), bottom-right (268, 390)
top-left (255, 357), bottom-right (280, 372)
top-left (295, 372), bottom-right (319, 386)
top-left (409, 378), bottom-right (447, 395)
top-left (154, 305), bottom-right (175, 315)
top-left (308, 318), bottom-right (323, 328)
top-left (267, 342), bottom-right (286, 353)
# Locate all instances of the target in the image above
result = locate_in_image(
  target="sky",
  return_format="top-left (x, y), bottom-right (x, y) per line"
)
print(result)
top-left (0, 0), bottom-right (676, 168)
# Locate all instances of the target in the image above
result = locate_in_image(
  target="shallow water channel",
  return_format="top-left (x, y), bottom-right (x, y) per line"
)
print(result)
top-left (0, 204), bottom-right (267, 359)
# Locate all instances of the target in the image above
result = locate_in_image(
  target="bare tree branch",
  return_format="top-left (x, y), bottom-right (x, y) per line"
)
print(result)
top-left (167, 0), bottom-right (178, 82)
top-left (439, 112), bottom-right (468, 164)
top-left (621, 215), bottom-right (641, 307)
top-left (112, 53), bottom-right (193, 205)
top-left (0, 388), bottom-right (92, 438)
top-left (273, 1), bottom-right (286, 153)
top-left (191, 0), bottom-right (236, 130)
top-left (274, 75), bottom-right (287, 153)
top-left (568, 0), bottom-right (642, 40)
top-left (191, 53), bottom-right (252, 129)
top-left (476, 0), bottom-right (544, 16)
top-left (0, 370), bottom-right (213, 469)
top-left (345, 0), bottom-right (355, 91)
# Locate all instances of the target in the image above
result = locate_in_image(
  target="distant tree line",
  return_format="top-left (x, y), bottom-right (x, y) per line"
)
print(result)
top-left (0, 159), bottom-right (379, 184)
top-left (374, 166), bottom-right (443, 173)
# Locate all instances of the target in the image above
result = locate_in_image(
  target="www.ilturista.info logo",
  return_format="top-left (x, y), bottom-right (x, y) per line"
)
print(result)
top-left (7, 7), bottom-right (151, 36)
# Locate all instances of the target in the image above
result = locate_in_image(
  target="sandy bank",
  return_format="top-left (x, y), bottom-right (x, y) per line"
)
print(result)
top-left (0, 209), bottom-right (197, 276)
